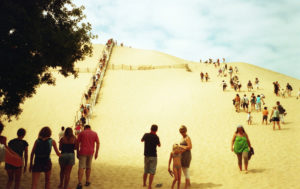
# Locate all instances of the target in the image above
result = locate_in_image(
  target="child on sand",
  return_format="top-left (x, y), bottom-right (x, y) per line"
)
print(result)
top-left (262, 107), bottom-right (269, 125)
top-left (168, 144), bottom-right (183, 189)
top-left (247, 112), bottom-right (252, 125)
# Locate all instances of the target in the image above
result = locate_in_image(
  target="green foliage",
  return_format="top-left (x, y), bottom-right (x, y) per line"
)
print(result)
top-left (0, 0), bottom-right (96, 120)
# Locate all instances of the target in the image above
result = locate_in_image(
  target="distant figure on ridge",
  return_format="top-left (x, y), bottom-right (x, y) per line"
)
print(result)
top-left (200, 72), bottom-right (204, 82)
top-left (205, 73), bottom-right (209, 82)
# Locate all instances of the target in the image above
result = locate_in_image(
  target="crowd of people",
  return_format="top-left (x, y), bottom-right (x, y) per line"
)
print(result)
top-left (142, 125), bottom-right (192, 189)
top-left (0, 121), bottom-right (100, 189)
top-left (75, 39), bottom-right (114, 135)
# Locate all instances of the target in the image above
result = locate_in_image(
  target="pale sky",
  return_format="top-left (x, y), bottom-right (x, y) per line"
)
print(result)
top-left (74, 0), bottom-right (300, 79)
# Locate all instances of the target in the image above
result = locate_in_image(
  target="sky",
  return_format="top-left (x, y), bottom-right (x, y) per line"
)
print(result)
top-left (73, 0), bottom-right (300, 79)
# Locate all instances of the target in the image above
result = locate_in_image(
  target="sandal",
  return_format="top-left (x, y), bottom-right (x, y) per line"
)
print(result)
top-left (85, 182), bottom-right (91, 186)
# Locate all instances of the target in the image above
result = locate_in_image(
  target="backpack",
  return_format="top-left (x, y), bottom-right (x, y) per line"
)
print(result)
top-left (278, 105), bottom-right (285, 114)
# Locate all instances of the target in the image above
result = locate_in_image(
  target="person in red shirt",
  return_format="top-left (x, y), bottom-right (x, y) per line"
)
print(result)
top-left (76, 125), bottom-right (100, 189)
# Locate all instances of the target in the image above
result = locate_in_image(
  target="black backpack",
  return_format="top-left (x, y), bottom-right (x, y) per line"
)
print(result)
top-left (278, 105), bottom-right (286, 114)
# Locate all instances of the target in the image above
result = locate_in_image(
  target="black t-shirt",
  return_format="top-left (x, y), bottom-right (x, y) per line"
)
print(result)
top-left (142, 133), bottom-right (160, 157)
top-left (8, 138), bottom-right (28, 158)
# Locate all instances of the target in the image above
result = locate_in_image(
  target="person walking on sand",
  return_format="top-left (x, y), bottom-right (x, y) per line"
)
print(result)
top-left (59, 127), bottom-right (77, 189)
top-left (262, 107), bottom-right (269, 125)
top-left (229, 66), bottom-right (233, 78)
top-left (5, 128), bottom-right (28, 189)
top-left (234, 94), bottom-right (241, 113)
top-left (29, 127), bottom-right (61, 189)
top-left (242, 95), bottom-right (249, 112)
top-left (286, 83), bottom-right (293, 97)
top-left (270, 107), bottom-right (281, 130)
top-left (76, 125), bottom-right (100, 189)
top-left (200, 72), bottom-right (204, 82)
top-left (255, 78), bottom-right (259, 90)
top-left (256, 95), bottom-right (262, 112)
top-left (205, 73), bottom-right (209, 82)
top-left (247, 81), bottom-right (253, 92)
top-left (222, 80), bottom-right (227, 91)
top-left (141, 125), bottom-right (161, 189)
top-left (247, 112), bottom-right (252, 125)
top-left (276, 101), bottom-right (286, 124)
top-left (168, 144), bottom-right (184, 189)
top-left (59, 126), bottom-right (65, 141)
top-left (231, 125), bottom-right (252, 173)
top-left (179, 125), bottom-right (192, 189)
top-left (250, 93), bottom-right (256, 111)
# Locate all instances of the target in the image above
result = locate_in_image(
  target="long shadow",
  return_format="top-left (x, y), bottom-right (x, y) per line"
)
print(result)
top-left (188, 182), bottom-right (223, 189)
top-left (248, 168), bottom-right (267, 174)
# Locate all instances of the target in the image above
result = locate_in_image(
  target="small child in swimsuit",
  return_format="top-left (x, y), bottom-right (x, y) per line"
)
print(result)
top-left (247, 112), bottom-right (252, 125)
top-left (168, 144), bottom-right (183, 189)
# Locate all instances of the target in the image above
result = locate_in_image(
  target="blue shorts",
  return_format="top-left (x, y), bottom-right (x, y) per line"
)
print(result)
top-left (144, 156), bottom-right (157, 175)
top-left (59, 153), bottom-right (75, 166)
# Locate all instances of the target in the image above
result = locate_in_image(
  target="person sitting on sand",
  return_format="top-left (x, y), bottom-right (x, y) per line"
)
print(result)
top-left (205, 73), bottom-right (209, 82)
top-left (234, 94), bottom-right (241, 112)
top-left (247, 112), bottom-right (252, 125)
top-left (255, 78), bottom-right (259, 89)
top-left (231, 125), bottom-right (252, 173)
top-left (30, 127), bottom-right (61, 189)
top-left (200, 72), bottom-right (204, 82)
top-left (5, 128), bottom-right (28, 189)
top-left (141, 125), bottom-right (161, 189)
top-left (270, 107), bottom-right (281, 130)
top-left (168, 144), bottom-right (184, 189)
top-left (262, 107), bottom-right (269, 125)
top-left (247, 81), bottom-right (253, 92)
top-left (250, 93), bottom-right (256, 111)
top-left (222, 80), bottom-right (227, 91)
top-left (59, 127), bottom-right (77, 189)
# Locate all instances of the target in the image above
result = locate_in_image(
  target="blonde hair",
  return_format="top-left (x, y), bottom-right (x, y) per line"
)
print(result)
top-left (179, 125), bottom-right (187, 133)
top-left (172, 144), bottom-right (180, 153)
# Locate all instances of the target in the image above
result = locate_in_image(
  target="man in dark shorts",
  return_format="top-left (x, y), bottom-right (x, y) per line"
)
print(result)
top-left (141, 125), bottom-right (161, 189)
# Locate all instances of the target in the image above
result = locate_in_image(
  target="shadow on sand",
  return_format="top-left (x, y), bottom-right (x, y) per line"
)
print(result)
top-left (188, 182), bottom-right (223, 188)
top-left (248, 168), bottom-right (267, 174)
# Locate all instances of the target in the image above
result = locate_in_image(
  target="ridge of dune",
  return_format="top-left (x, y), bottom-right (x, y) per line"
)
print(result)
top-left (1, 45), bottom-right (300, 189)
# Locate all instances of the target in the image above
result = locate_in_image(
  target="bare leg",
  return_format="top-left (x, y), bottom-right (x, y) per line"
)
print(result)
top-left (78, 168), bottom-right (84, 185)
top-left (237, 154), bottom-right (242, 171)
top-left (273, 121), bottom-right (275, 130)
top-left (14, 168), bottom-right (22, 189)
top-left (6, 169), bottom-right (14, 189)
top-left (143, 173), bottom-right (147, 187)
top-left (86, 168), bottom-right (91, 183)
top-left (31, 172), bottom-right (40, 189)
top-left (45, 170), bottom-right (51, 189)
top-left (177, 169), bottom-right (181, 189)
top-left (59, 165), bottom-right (65, 188)
top-left (171, 169), bottom-right (178, 189)
top-left (277, 121), bottom-right (281, 130)
top-left (148, 174), bottom-right (154, 189)
top-left (63, 165), bottom-right (73, 189)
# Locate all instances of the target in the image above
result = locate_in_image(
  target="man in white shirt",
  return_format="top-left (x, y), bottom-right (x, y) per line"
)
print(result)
top-left (58, 126), bottom-right (65, 141)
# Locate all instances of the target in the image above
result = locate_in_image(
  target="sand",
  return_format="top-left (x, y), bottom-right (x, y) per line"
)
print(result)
top-left (1, 45), bottom-right (300, 189)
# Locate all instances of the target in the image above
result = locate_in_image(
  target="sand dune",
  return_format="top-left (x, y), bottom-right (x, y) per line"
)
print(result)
top-left (1, 45), bottom-right (300, 189)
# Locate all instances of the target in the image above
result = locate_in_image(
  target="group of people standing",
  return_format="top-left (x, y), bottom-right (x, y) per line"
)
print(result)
top-left (142, 125), bottom-right (192, 189)
top-left (0, 121), bottom-right (100, 189)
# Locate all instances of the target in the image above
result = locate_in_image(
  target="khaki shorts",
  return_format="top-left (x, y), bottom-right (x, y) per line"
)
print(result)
top-left (79, 155), bottom-right (93, 169)
top-left (144, 156), bottom-right (157, 175)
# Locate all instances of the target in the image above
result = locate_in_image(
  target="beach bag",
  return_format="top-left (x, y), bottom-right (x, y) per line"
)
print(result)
top-left (248, 147), bottom-right (254, 160)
